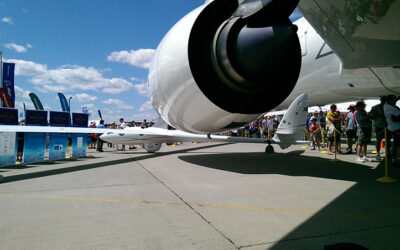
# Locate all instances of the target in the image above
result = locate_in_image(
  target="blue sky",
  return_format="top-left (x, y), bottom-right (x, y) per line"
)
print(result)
top-left (0, 0), bottom-right (205, 122)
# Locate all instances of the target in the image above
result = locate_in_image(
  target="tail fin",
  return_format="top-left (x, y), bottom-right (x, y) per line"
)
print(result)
top-left (273, 94), bottom-right (308, 149)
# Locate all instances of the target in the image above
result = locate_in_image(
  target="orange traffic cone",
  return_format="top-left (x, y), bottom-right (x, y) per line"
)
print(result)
top-left (381, 140), bottom-right (385, 149)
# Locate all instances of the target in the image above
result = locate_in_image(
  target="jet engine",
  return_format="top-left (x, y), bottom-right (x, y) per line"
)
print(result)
top-left (143, 143), bottom-right (162, 153)
top-left (149, 0), bottom-right (301, 133)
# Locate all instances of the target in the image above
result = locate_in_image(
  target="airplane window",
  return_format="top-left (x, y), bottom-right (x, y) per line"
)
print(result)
top-left (139, 134), bottom-right (144, 136)
top-left (106, 132), bottom-right (114, 135)
top-left (119, 133), bottom-right (125, 136)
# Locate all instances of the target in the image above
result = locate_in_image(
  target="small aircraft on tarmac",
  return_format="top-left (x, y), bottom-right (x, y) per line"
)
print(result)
top-left (0, 95), bottom-right (308, 153)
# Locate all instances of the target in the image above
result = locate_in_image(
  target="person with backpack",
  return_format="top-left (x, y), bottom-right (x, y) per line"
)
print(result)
top-left (369, 96), bottom-right (388, 161)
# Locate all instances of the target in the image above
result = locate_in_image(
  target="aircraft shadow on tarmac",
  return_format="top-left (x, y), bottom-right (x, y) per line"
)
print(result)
top-left (0, 143), bottom-right (230, 184)
top-left (179, 152), bottom-right (400, 249)
top-left (178, 152), bottom-right (399, 182)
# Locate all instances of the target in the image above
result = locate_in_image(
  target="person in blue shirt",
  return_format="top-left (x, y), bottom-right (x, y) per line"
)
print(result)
top-left (96, 120), bottom-right (105, 152)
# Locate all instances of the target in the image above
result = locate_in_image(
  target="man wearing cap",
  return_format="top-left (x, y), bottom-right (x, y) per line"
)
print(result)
top-left (355, 101), bottom-right (372, 162)
top-left (344, 104), bottom-right (357, 154)
top-left (369, 96), bottom-right (388, 161)
top-left (384, 95), bottom-right (400, 167)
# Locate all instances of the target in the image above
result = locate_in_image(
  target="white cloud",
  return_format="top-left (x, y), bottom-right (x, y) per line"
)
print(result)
top-left (26, 43), bottom-right (33, 48)
top-left (75, 93), bottom-right (98, 102)
top-left (134, 82), bottom-right (152, 97)
top-left (4, 43), bottom-right (28, 53)
top-left (6, 58), bottom-right (134, 94)
top-left (21, 8), bottom-right (28, 14)
top-left (107, 48), bottom-right (155, 69)
top-left (139, 100), bottom-right (153, 112)
top-left (130, 77), bottom-right (141, 82)
top-left (102, 98), bottom-right (134, 110)
top-left (14, 85), bottom-right (31, 99)
top-left (1, 17), bottom-right (14, 24)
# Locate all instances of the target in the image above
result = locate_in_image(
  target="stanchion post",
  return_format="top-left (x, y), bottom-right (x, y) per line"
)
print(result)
top-left (330, 128), bottom-right (341, 162)
top-left (377, 127), bottom-right (397, 182)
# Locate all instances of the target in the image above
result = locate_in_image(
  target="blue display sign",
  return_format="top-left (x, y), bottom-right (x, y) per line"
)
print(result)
top-left (25, 110), bottom-right (48, 126)
top-left (22, 132), bottom-right (46, 163)
top-left (72, 113), bottom-right (89, 127)
top-left (71, 133), bottom-right (87, 158)
top-left (49, 111), bottom-right (70, 127)
top-left (0, 132), bottom-right (17, 167)
top-left (0, 108), bottom-right (18, 125)
top-left (48, 133), bottom-right (68, 160)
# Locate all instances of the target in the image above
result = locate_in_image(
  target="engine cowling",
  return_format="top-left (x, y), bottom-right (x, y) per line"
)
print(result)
top-left (143, 143), bottom-right (162, 153)
top-left (149, 0), bottom-right (301, 134)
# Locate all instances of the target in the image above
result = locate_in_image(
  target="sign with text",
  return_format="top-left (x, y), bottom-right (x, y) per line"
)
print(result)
top-left (71, 133), bottom-right (87, 158)
top-left (0, 132), bottom-right (17, 167)
top-left (72, 113), bottom-right (89, 128)
top-left (49, 111), bottom-right (70, 127)
top-left (25, 110), bottom-right (48, 126)
top-left (0, 108), bottom-right (18, 125)
top-left (48, 133), bottom-right (68, 160)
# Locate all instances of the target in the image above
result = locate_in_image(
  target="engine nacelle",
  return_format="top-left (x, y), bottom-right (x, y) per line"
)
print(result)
top-left (143, 143), bottom-right (162, 153)
top-left (149, 0), bottom-right (301, 133)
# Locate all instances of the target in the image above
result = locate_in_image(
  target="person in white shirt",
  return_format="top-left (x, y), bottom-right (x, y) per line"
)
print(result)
top-left (384, 95), bottom-right (400, 167)
top-left (118, 118), bottom-right (127, 151)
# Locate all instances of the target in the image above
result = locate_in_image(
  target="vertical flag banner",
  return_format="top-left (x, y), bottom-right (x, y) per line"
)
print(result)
top-left (0, 132), bottom-right (17, 167)
top-left (58, 93), bottom-right (69, 112)
top-left (29, 93), bottom-right (44, 110)
top-left (2, 63), bottom-right (15, 107)
top-left (98, 110), bottom-right (103, 120)
top-left (22, 132), bottom-right (46, 163)
top-left (0, 88), bottom-right (14, 108)
top-left (71, 133), bottom-right (87, 158)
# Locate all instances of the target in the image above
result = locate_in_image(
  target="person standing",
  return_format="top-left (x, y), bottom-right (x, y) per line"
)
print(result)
top-left (96, 120), bottom-right (105, 152)
top-left (309, 117), bottom-right (321, 150)
top-left (262, 116), bottom-right (268, 139)
top-left (344, 104), bottom-right (357, 154)
top-left (319, 111), bottom-right (327, 147)
top-left (369, 96), bottom-right (388, 161)
top-left (355, 102), bottom-right (372, 162)
top-left (327, 104), bottom-right (342, 154)
top-left (384, 95), bottom-right (400, 167)
top-left (267, 116), bottom-right (274, 139)
top-left (119, 118), bottom-right (126, 151)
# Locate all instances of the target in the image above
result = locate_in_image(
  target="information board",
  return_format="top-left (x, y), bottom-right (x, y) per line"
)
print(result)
top-left (22, 132), bottom-right (46, 163)
top-left (49, 111), bottom-right (70, 127)
top-left (25, 110), bottom-right (48, 126)
top-left (0, 132), bottom-right (17, 166)
top-left (71, 133), bottom-right (87, 158)
top-left (48, 133), bottom-right (68, 160)
top-left (72, 113), bottom-right (89, 127)
top-left (0, 108), bottom-right (18, 125)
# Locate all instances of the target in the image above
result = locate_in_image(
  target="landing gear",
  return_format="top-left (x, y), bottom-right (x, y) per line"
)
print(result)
top-left (265, 140), bottom-right (274, 154)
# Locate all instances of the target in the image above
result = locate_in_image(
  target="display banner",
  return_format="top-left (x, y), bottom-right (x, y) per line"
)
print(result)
top-left (72, 113), bottom-right (89, 127)
top-left (57, 93), bottom-right (69, 112)
top-left (22, 132), bottom-right (46, 163)
top-left (25, 110), bottom-right (48, 126)
top-left (0, 107), bottom-right (18, 125)
top-left (29, 93), bottom-right (44, 110)
top-left (48, 133), bottom-right (68, 160)
top-left (49, 111), bottom-right (70, 127)
top-left (0, 88), bottom-right (14, 108)
top-left (71, 133), bottom-right (87, 158)
top-left (2, 63), bottom-right (15, 107)
top-left (0, 132), bottom-right (17, 167)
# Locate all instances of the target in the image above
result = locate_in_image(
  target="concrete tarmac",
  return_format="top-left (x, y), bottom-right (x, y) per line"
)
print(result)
top-left (0, 142), bottom-right (400, 249)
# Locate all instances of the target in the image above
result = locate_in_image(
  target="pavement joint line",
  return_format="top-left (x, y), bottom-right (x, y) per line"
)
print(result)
top-left (1, 193), bottom-right (398, 222)
top-left (133, 160), bottom-right (239, 248)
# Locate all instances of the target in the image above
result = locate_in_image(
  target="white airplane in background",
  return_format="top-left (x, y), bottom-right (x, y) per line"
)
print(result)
top-left (0, 94), bottom-right (308, 153)
top-left (149, 0), bottom-right (400, 134)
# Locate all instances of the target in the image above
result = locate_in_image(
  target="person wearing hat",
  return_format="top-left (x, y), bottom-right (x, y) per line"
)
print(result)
top-left (344, 104), bottom-right (357, 154)
top-left (384, 95), bottom-right (400, 167)
top-left (369, 96), bottom-right (388, 161)
top-left (355, 101), bottom-right (372, 162)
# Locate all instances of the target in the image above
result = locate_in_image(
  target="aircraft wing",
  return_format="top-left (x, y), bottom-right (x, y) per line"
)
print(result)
top-left (297, 0), bottom-right (400, 69)
top-left (0, 125), bottom-right (115, 134)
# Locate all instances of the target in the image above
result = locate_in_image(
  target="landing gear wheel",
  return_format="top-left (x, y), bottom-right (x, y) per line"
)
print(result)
top-left (265, 144), bottom-right (274, 154)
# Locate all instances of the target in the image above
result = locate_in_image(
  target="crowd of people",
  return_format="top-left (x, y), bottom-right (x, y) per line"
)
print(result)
top-left (304, 95), bottom-right (400, 166)
top-left (88, 118), bottom-right (154, 152)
